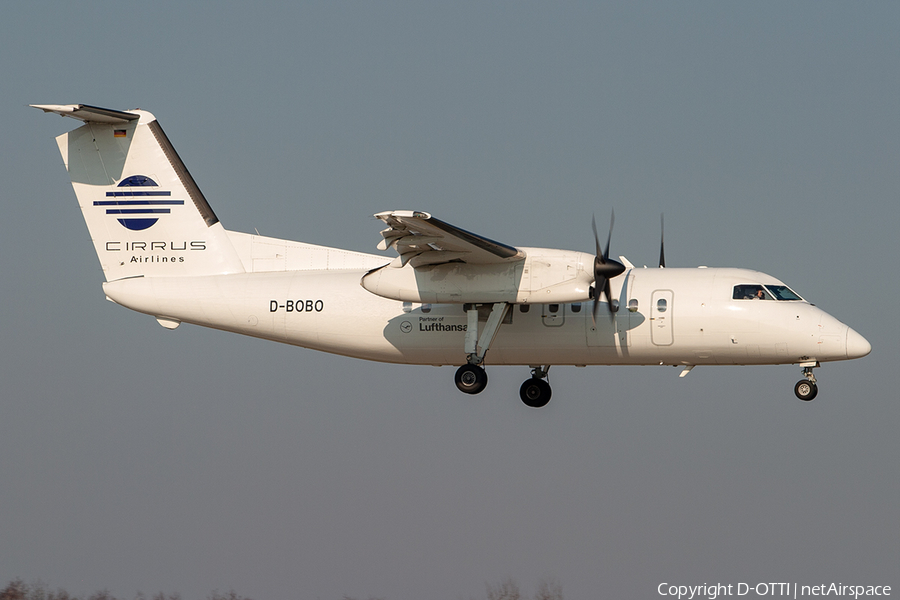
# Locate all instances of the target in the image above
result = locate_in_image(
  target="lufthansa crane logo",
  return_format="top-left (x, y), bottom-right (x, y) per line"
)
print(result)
top-left (93, 175), bottom-right (185, 231)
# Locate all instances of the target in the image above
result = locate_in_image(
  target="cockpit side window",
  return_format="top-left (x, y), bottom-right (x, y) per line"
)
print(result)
top-left (733, 284), bottom-right (773, 300)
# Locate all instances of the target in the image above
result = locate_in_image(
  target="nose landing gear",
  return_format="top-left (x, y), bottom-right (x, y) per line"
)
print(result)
top-left (794, 362), bottom-right (819, 401)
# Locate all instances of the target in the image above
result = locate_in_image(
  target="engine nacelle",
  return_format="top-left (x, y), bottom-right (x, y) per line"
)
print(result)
top-left (360, 248), bottom-right (595, 304)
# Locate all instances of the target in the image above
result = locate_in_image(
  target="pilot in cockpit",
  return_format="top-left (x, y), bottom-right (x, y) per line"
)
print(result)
top-left (733, 284), bottom-right (772, 300)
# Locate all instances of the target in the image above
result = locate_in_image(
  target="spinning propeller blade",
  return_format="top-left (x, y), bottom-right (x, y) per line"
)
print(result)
top-left (591, 210), bottom-right (626, 326)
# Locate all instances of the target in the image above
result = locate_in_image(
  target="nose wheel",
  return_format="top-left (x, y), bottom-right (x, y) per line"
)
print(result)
top-left (794, 363), bottom-right (819, 401)
top-left (794, 380), bottom-right (818, 401)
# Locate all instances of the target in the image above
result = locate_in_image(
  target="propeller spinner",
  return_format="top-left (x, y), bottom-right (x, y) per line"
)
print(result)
top-left (591, 211), bottom-right (626, 324)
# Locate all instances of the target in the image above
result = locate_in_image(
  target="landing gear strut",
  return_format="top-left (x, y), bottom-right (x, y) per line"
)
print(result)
top-left (794, 362), bottom-right (819, 401)
top-left (519, 366), bottom-right (552, 408)
top-left (453, 302), bottom-right (510, 396)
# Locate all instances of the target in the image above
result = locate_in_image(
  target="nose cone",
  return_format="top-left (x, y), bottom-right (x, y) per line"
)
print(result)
top-left (846, 327), bottom-right (872, 359)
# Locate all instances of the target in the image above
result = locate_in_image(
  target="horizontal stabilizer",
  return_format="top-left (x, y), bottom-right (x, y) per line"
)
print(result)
top-left (31, 104), bottom-right (139, 124)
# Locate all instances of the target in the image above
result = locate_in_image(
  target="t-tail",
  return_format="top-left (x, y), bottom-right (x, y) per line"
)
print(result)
top-left (33, 104), bottom-right (244, 281)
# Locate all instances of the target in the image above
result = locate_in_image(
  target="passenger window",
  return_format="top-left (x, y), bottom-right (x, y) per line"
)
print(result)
top-left (657, 298), bottom-right (667, 312)
top-left (548, 303), bottom-right (559, 313)
top-left (571, 302), bottom-right (582, 313)
top-left (519, 304), bottom-right (530, 313)
top-left (421, 304), bottom-right (432, 313)
top-left (628, 299), bottom-right (639, 313)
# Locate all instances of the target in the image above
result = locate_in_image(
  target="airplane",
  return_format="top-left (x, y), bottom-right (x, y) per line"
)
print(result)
top-left (33, 103), bottom-right (871, 408)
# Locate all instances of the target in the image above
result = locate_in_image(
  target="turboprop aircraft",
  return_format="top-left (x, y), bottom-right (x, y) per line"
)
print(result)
top-left (34, 103), bottom-right (871, 408)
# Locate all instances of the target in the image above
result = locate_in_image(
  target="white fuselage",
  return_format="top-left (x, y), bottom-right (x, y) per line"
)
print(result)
top-left (101, 262), bottom-right (867, 368)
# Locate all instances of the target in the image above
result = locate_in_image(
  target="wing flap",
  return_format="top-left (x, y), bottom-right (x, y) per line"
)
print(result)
top-left (374, 210), bottom-right (524, 266)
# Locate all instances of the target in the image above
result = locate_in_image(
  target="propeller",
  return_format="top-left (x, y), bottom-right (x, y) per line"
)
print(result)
top-left (591, 210), bottom-right (626, 325)
top-left (659, 213), bottom-right (666, 268)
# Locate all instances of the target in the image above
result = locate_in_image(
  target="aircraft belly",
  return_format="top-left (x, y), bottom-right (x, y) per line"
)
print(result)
top-left (371, 304), bottom-right (618, 366)
top-left (489, 324), bottom-right (596, 365)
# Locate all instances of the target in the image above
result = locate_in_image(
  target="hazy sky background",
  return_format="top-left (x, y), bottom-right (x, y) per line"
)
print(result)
top-left (2, 3), bottom-right (897, 599)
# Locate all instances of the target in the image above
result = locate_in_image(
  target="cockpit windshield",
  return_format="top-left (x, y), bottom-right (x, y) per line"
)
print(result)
top-left (764, 285), bottom-right (803, 301)
top-left (733, 284), bottom-right (804, 301)
top-left (733, 284), bottom-right (772, 300)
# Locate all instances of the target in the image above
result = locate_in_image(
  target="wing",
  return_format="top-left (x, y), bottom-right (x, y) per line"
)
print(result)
top-left (374, 211), bottom-right (524, 267)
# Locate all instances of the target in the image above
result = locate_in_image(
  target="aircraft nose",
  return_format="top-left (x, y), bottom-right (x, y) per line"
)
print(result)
top-left (846, 327), bottom-right (872, 359)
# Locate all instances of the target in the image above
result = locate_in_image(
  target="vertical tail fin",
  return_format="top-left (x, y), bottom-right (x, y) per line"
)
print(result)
top-left (34, 104), bottom-right (244, 281)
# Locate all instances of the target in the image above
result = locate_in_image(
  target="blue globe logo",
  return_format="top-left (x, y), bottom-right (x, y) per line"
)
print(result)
top-left (93, 175), bottom-right (185, 231)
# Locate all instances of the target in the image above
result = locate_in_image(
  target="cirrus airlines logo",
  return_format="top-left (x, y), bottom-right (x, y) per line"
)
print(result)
top-left (93, 175), bottom-right (185, 231)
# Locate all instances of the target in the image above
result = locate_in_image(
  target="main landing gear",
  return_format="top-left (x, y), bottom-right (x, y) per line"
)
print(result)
top-left (455, 363), bottom-right (488, 395)
top-left (453, 302), bottom-right (552, 407)
top-left (454, 302), bottom-right (509, 396)
top-left (794, 362), bottom-right (819, 401)
top-left (455, 363), bottom-right (554, 408)
top-left (519, 366), bottom-right (552, 408)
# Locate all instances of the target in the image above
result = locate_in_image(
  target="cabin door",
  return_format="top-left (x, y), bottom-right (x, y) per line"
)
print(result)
top-left (650, 289), bottom-right (674, 346)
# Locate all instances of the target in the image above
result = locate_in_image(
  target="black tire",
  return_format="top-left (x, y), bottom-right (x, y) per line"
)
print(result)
top-left (455, 364), bottom-right (488, 395)
top-left (794, 380), bottom-right (818, 401)
top-left (519, 378), bottom-right (552, 408)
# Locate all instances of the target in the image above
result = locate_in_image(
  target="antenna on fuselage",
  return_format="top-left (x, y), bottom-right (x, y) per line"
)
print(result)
top-left (659, 213), bottom-right (666, 268)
